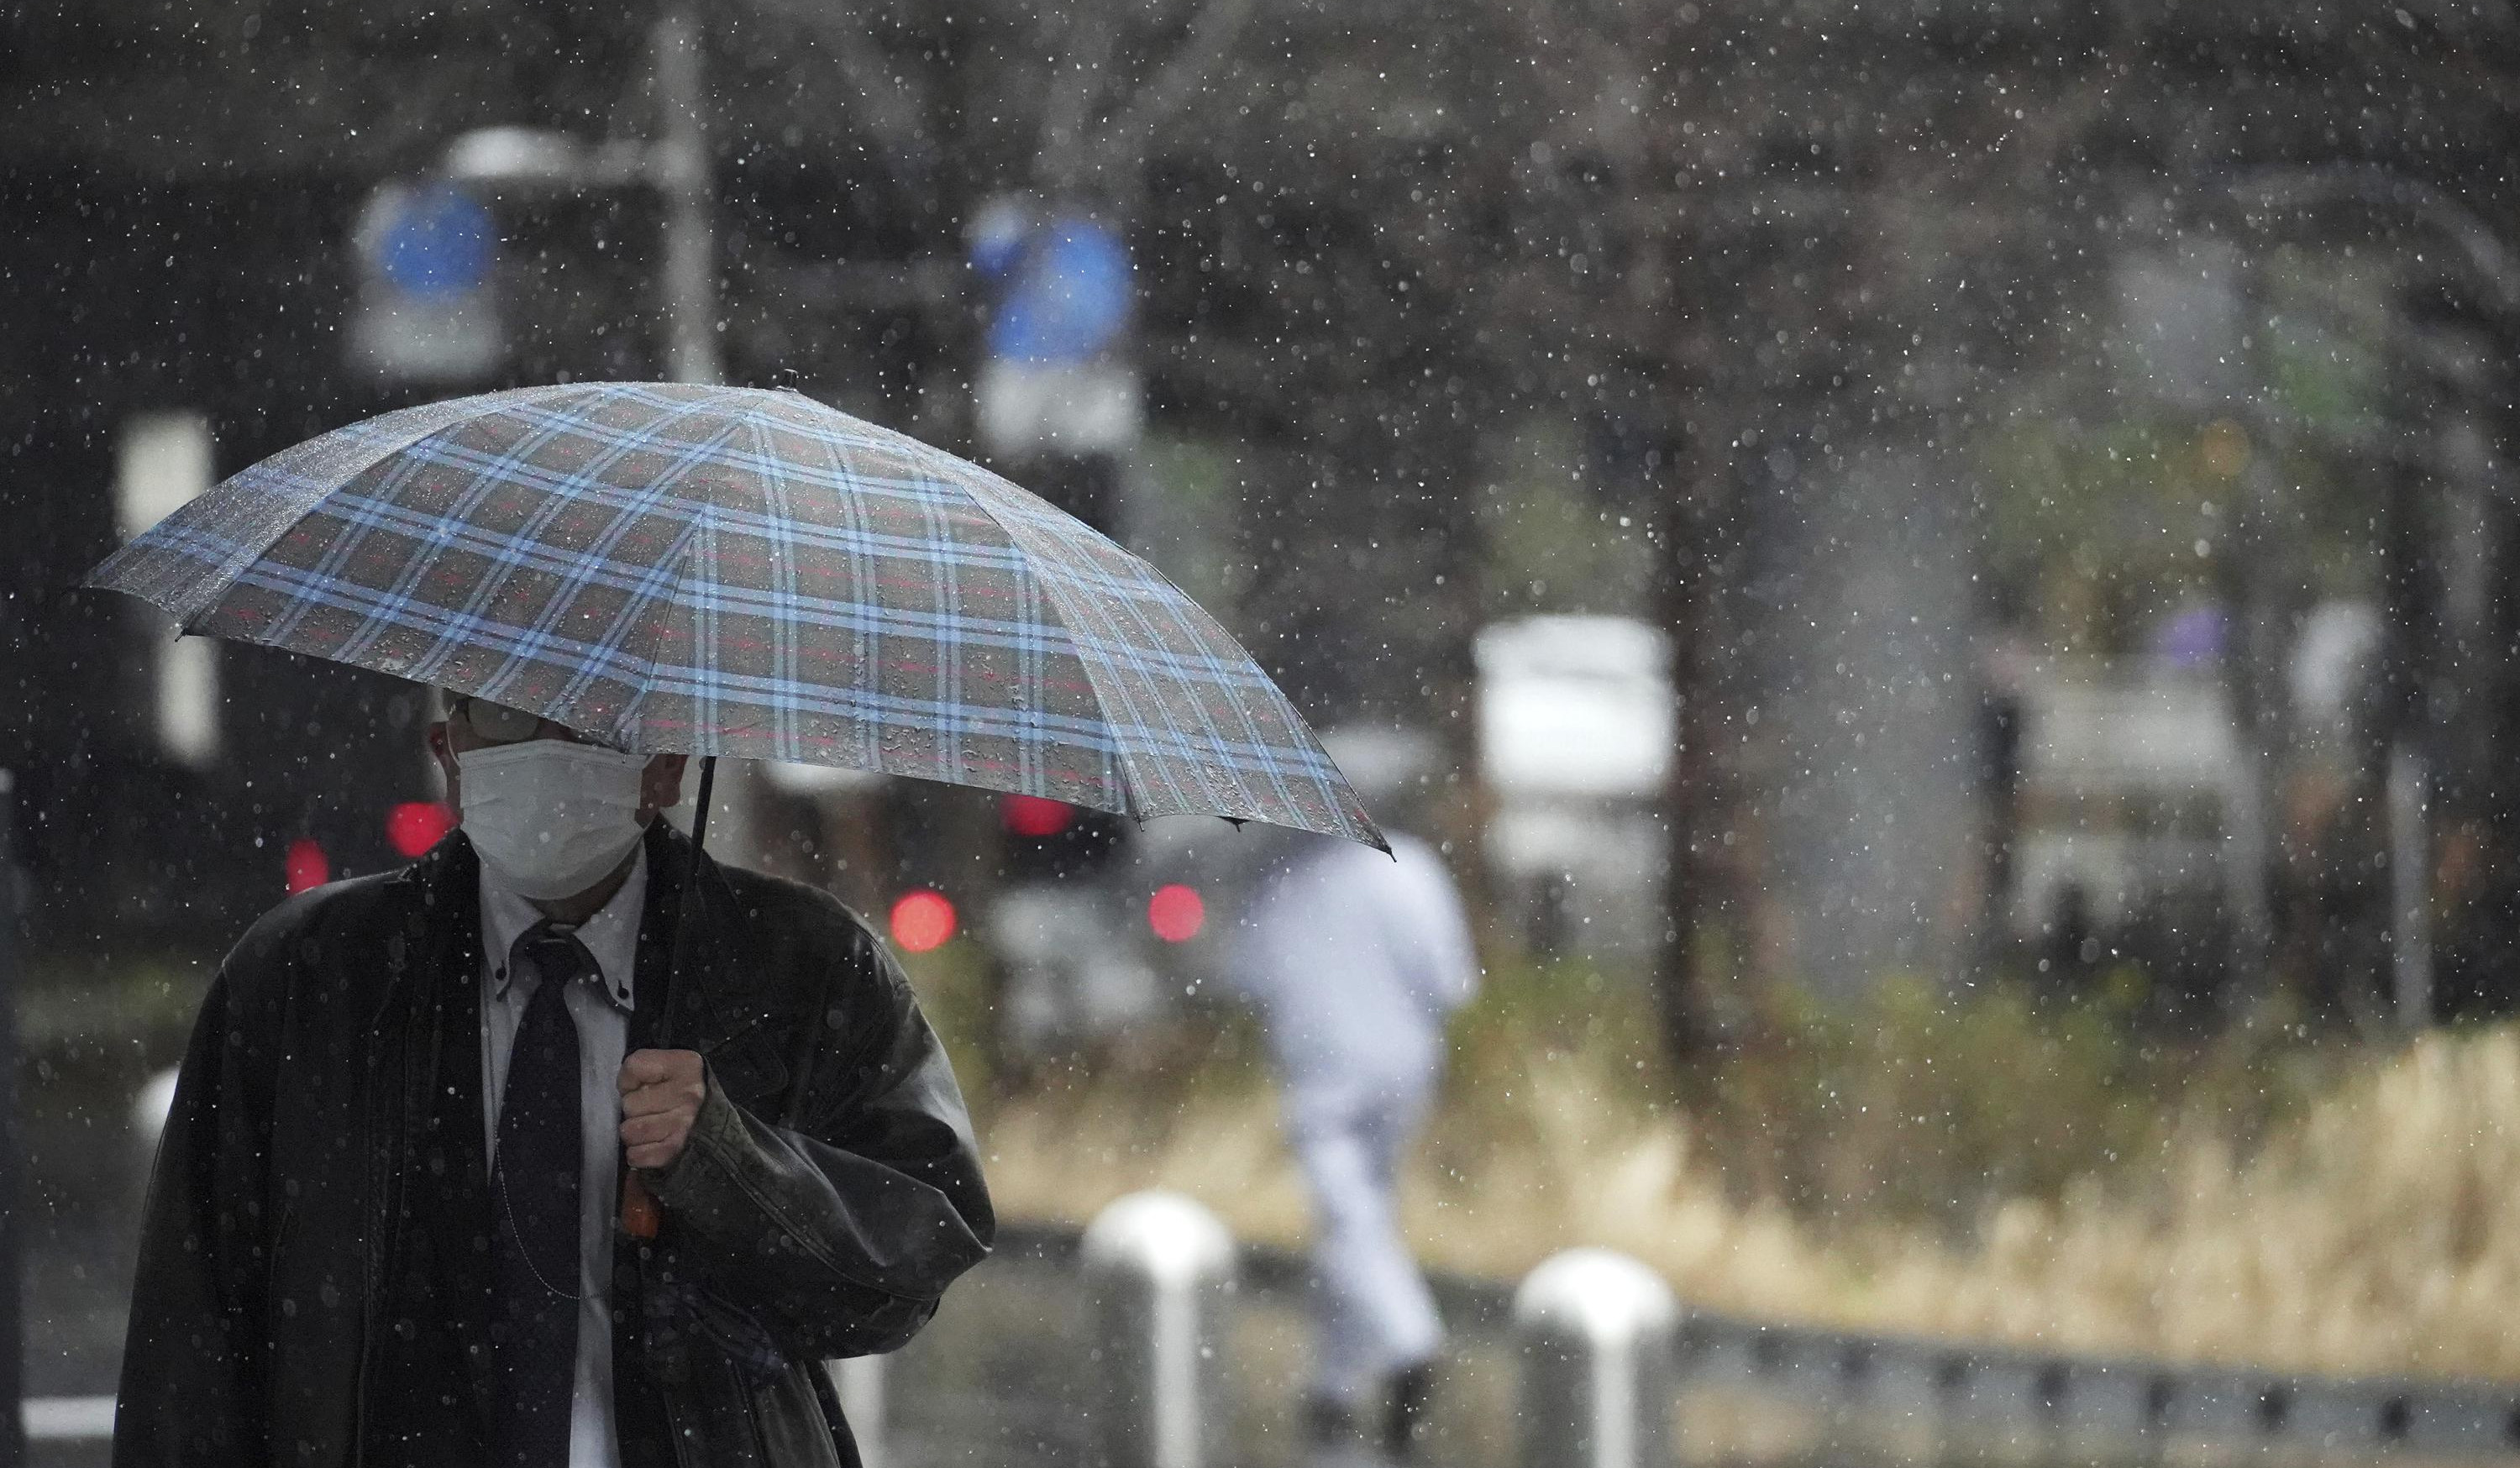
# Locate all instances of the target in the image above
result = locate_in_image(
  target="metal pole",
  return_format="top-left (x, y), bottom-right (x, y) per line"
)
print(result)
top-left (1512, 1249), bottom-right (1678, 1468)
top-left (2373, 331), bottom-right (2438, 1031)
top-left (0, 770), bottom-right (23, 1468)
top-left (2218, 506), bottom-right (2276, 999)
top-left (653, 9), bottom-right (720, 388)
top-left (1080, 1191), bottom-right (1236, 1468)
top-left (2388, 743), bottom-right (2433, 1029)
top-left (2211, 316), bottom-right (2282, 1004)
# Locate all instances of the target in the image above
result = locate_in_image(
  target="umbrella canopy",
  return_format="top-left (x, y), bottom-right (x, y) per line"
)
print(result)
top-left (87, 381), bottom-right (1383, 851)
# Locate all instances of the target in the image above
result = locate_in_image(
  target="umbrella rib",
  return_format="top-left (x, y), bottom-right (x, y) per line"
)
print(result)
top-left (955, 480), bottom-right (1158, 819)
top-left (796, 396), bottom-right (886, 782)
top-left (941, 457), bottom-right (1373, 843)
top-left (933, 466), bottom-right (1259, 828)
top-left (533, 411), bottom-right (752, 733)
top-left (744, 409), bottom-right (803, 762)
top-left (1005, 480), bottom-right (1349, 831)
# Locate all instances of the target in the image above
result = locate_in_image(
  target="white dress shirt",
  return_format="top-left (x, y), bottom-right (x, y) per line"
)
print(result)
top-left (480, 848), bottom-right (643, 1468)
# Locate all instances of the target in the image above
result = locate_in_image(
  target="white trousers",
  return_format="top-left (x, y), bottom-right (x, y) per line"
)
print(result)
top-left (1286, 1073), bottom-right (1444, 1405)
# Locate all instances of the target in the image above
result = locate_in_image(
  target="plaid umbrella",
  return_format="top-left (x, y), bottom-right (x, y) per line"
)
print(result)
top-left (85, 381), bottom-right (1383, 851)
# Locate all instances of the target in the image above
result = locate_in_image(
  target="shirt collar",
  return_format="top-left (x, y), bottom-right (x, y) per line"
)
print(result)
top-left (479, 845), bottom-right (644, 1012)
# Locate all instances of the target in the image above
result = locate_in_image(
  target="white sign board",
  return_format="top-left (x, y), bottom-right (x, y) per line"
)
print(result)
top-left (1476, 615), bottom-right (1672, 799)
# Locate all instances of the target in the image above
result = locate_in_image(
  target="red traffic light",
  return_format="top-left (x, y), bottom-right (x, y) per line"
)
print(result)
top-left (1000, 794), bottom-right (1077, 838)
top-left (1147, 883), bottom-right (1205, 943)
top-left (284, 838), bottom-right (330, 894)
top-left (890, 889), bottom-right (958, 953)
top-left (386, 801), bottom-right (457, 858)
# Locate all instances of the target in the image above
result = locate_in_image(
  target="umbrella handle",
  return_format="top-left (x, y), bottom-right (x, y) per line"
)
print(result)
top-left (622, 1172), bottom-right (662, 1239)
top-left (624, 753), bottom-right (716, 1244)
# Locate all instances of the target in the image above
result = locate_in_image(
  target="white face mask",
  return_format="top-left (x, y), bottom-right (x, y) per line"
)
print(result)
top-left (454, 741), bottom-right (653, 899)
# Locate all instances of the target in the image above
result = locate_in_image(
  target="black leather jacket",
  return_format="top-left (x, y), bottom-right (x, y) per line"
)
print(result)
top-left (113, 821), bottom-right (994, 1466)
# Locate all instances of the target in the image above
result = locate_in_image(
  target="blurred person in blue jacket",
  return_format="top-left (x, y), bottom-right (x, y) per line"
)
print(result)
top-left (1225, 728), bottom-right (1480, 1461)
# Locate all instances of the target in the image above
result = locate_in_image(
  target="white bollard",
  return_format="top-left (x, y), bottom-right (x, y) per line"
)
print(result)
top-left (1513, 1249), bottom-right (1679, 1468)
top-left (1080, 1190), bottom-right (1237, 1468)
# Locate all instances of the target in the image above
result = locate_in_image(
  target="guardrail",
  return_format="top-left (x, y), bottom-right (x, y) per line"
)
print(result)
top-left (29, 1191), bottom-right (2520, 1463)
top-left (987, 1199), bottom-right (2520, 1466)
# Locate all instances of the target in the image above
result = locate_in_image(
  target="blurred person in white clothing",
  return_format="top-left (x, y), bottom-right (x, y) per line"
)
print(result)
top-left (1225, 729), bottom-right (1479, 1460)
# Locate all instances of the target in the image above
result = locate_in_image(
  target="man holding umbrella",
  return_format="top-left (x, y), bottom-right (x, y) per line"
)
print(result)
top-left (93, 381), bottom-right (1383, 1467)
top-left (114, 685), bottom-right (995, 1467)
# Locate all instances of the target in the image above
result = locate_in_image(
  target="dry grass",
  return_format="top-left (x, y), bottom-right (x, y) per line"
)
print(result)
top-left (1418, 1025), bottom-right (2520, 1382)
top-left (921, 946), bottom-right (2520, 1383)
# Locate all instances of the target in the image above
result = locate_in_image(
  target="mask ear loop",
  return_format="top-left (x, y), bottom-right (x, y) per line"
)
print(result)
top-left (621, 753), bottom-right (714, 1242)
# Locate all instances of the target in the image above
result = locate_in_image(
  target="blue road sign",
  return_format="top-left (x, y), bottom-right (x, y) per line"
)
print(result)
top-left (978, 212), bottom-right (1133, 365)
top-left (375, 185), bottom-right (496, 301)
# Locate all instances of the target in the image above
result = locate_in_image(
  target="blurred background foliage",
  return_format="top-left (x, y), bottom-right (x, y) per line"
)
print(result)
top-left (928, 927), bottom-right (2520, 1379)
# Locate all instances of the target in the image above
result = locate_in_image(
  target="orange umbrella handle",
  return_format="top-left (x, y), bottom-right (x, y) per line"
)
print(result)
top-left (622, 1172), bottom-right (663, 1240)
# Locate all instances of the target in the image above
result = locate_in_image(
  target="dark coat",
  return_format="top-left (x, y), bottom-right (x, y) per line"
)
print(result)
top-left (113, 821), bottom-right (995, 1467)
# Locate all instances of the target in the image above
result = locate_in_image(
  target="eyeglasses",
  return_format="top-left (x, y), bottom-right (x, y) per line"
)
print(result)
top-left (448, 695), bottom-right (605, 748)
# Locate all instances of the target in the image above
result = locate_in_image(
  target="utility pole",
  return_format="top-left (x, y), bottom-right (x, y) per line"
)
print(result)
top-left (654, 10), bottom-right (721, 390)
top-left (2376, 360), bottom-right (2438, 1031)
top-left (0, 770), bottom-right (22, 1468)
top-left (2215, 422), bottom-right (2280, 1005)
